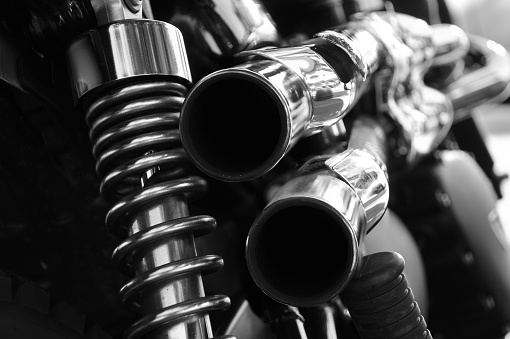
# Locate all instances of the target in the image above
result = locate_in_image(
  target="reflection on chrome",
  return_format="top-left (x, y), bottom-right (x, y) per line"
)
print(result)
top-left (179, 37), bottom-right (370, 181)
top-left (364, 12), bottom-right (454, 163)
top-left (67, 20), bottom-right (192, 105)
top-left (246, 171), bottom-right (365, 307)
top-left (430, 24), bottom-right (470, 68)
top-left (318, 12), bottom-right (455, 163)
top-left (441, 34), bottom-right (510, 122)
top-left (155, 0), bottom-right (282, 80)
top-left (179, 11), bottom-right (461, 181)
top-left (239, 45), bottom-right (362, 130)
top-left (180, 14), bottom-right (385, 182)
top-left (325, 115), bottom-right (389, 231)
top-left (191, 0), bottom-right (281, 57)
top-left (245, 115), bottom-right (389, 307)
top-left (386, 79), bottom-right (454, 163)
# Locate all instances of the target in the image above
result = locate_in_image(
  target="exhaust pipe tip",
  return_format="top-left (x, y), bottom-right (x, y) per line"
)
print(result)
top-left (180, 65), bottom-right (293, 182)
top-left (246, 173), bottom-right (365, 307)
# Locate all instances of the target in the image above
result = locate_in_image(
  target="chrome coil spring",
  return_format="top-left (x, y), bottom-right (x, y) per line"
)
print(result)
top-left (84, 78), bottom-right (233, 339)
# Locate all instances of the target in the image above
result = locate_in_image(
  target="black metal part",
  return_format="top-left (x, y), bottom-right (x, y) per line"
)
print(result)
top-left (259, 0), bottom-right (347, 38)
top-left (391, 150), bottom-right (510, 339)
top-left (2, 0), bottom-right (96, 57)
top-left (149, 0), bottom-right (282, 81)
top-left (300, 297), bottom-right (360, 339)
top-left (450, 115), bottom-right (508, 199)
top-left (0, 268), bottom-right (115, 339)
top-left (0, 64), bottom-right (133, 339)
top-left (266, 301), bottom-right (308, 339)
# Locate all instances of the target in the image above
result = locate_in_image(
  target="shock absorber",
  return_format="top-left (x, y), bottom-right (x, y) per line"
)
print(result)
top-left (66, 4), bottom-right (233, 339)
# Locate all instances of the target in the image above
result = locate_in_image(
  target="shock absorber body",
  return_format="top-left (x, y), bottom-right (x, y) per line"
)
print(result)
top-left (66, 7), bottom-right (232, 339)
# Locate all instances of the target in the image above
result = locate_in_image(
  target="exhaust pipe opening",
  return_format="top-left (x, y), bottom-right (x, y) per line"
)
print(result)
top-left (246, 200), bottom-right (357, 307)
top-left (180, 72), bottom-right (289, 181)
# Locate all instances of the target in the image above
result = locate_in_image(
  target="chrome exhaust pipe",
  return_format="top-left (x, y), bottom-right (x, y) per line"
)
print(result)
top-left (179, 13), bottom-right (389, 182)
top-left (245, 115), bottom-right (389, 307)
top-left (179, 11), bottom-right (444, 181)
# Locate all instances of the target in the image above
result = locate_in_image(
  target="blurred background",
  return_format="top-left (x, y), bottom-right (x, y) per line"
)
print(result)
top-left (444, 0), bottom-right (510, 240)
top-left (446, 0), bottom-right (510, 51)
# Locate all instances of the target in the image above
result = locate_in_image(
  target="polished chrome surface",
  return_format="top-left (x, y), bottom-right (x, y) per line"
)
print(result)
top-left (391, 12), bottom-right (436, 70)
top-left (389, 84), bottom-right (454, 159)
top-left (180, 27), bottom-right (375, 181)
top-left (245, 114), bottom-right (390, 307)
top-left (124, 0), bottom-right (143, 14)
top-left (332, 12), bottom-right (418, 82)
top-left (241, 45), bottom-right (361, 132)
top-left (333, 12), bottom-right (444, 151)
top-left (325, 116), bottom-right (389, 231)
top-left (196, 0), bottom-right (281, 56)
top-left (426, 24), bottom-right (470, 89)
top-left (442, 34), bottom-right (510, 122)
top-left (326, 149), bottom-right (388, 231)
top-left (153, 0), bottom-right (282, 80)
top-left (390, 14), bottom-right (454, 160)
top-left (355, 12), bottom-right (455, 163)
top-left (67, 19), bottom-right (192, 103)
top-left (315, 20), bottom-right (383, 80)
top-left (430, 24), bottom-right (470, 68)
top-left (119, 196), bottom-right (216, 339)
top-left (179, 59), bottom-right (304, 182)
top-left (246, 171), bottom-right (365, 307)
top-left (179, 11), bottom-right (457, 181)
top-left (68, 18), bottom-right (234, 337)
top-left (81, 77), bottom-right (232, 339)
top-left (314, 119), bottom-right (348, 151)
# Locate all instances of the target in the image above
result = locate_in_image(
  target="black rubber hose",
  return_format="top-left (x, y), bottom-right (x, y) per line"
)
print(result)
top-left (341, 252), bottom-right (432, 339)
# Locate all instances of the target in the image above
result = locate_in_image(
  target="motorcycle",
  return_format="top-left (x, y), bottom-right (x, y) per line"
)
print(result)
top-left (0, 0), bottom-right (509, 338)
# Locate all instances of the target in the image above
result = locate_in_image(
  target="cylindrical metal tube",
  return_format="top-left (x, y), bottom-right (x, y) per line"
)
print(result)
top-left (179, 11), bottom-right (447, 181)
top-left (179, 16), bottom-right (386, 182)
top-left (66, 19), bottom-right (192, 107)
top-left (301, 300), bottom-right (343, 339)
top-left (245, 115), bottom-right (389, 307)
top-left (123, 196), bottom-right (216, 339)
top-left (246, 171), bottom-right (366, 307)
top-left (325, 115), bottom-right (388, 230)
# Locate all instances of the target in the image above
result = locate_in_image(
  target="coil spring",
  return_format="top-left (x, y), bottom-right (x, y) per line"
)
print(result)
top-left (84, 78), bottom-right (233, 339)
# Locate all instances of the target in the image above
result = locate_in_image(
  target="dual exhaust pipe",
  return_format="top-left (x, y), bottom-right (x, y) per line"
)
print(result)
top-left (178, 12), bottom-right (446, 307)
